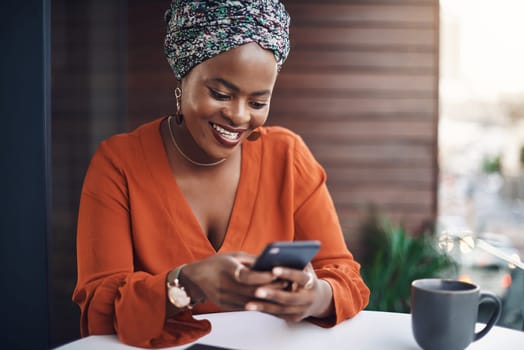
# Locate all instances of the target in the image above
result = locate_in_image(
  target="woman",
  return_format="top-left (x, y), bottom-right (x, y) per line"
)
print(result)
top-left (73, 0), bottom-right (369, 348)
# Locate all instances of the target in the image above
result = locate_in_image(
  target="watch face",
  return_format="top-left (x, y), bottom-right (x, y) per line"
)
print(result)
top-left (168, 285), bottom-right (191, 308)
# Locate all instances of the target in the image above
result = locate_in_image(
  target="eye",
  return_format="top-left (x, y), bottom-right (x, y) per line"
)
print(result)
top-left (250, 101), bottom-right (267, 110)
top-left (208, 88), bottom-right (230, 101)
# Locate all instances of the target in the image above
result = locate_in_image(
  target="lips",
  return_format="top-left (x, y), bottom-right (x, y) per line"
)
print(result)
top-left (210, 122), bottom-right (245, 147)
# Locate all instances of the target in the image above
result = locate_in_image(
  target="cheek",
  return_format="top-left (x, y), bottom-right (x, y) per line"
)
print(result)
top-left (252, 111), bottom-right (269, 128)
top-left (183, 95), bottom-right (216, 120)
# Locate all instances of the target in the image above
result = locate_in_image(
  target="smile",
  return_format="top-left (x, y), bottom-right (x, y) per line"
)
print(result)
top-left (210, 122), bottom-right (242, 141)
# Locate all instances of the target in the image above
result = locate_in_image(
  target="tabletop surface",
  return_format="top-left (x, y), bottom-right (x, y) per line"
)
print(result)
top-left (55, 310), bottom-right (524, 350)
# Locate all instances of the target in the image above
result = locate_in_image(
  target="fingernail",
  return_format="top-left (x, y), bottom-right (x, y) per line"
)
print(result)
top-left (255, 288), bottom-right (268, 298)
top-left (273, 267), bottom-right (283, 276)
top-left (246, 303), bottom-right (258, 311)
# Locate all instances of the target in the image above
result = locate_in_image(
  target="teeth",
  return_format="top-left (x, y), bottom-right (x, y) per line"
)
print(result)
top-left (212, 123), bottom-right (240, 140)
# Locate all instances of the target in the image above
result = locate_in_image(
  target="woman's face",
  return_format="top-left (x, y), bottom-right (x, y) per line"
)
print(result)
top-left (179, 42), bottom-right (279, 162)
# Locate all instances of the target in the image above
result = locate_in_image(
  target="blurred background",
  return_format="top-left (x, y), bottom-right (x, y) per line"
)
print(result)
top-left (438, 0), bottom-right (524, 330)
top-left (439, 0), bottom-right (524, 257)
top-left (2, 0), bottom-right (522, 348)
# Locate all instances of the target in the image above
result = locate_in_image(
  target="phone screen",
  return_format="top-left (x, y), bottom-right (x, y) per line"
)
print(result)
top-left (251, 240), bottom-right (321, 271)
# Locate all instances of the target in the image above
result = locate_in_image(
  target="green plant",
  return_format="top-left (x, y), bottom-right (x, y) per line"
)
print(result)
top-left (359, 210), bottom-right (456, 313)
top-left (482, 155), bottom-right (502, 174)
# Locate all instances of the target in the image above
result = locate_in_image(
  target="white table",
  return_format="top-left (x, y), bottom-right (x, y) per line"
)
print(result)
top-left (55, 310), bottom-right (524, 349)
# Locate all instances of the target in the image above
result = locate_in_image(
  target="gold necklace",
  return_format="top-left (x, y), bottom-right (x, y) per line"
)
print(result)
top-left (167, 115), bottom-right (226, 167)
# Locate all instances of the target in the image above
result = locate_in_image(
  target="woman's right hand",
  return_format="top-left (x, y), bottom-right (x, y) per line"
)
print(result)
top-left (178, 252), bottom-right (276, 310)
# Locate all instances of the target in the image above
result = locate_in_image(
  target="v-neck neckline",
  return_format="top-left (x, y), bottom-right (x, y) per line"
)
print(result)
top-left (142, 117), bottom-right (262, 255)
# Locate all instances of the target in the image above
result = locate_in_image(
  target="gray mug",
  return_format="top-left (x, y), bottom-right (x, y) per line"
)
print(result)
top-left (411, 278), bottom-right (502, 350)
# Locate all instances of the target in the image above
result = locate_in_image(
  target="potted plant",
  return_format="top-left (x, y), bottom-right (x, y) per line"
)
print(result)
top-left (358, 209), bottom-right (456, 313)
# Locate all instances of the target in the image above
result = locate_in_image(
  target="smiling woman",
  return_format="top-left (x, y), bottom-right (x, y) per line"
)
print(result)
top-left (71, 0), bottom-right (369, 348)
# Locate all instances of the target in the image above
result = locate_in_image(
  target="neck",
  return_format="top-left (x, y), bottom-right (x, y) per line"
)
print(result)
top-left (167, 115), bottom-right (226, 167)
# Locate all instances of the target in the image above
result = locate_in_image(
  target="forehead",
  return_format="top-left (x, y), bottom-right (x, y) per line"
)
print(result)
top-left (185, 43), bottom-right (278, 92)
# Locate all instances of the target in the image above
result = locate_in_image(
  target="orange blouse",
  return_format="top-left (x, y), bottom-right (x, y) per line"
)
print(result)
top-left (73, 117), bottom-right (369, 348)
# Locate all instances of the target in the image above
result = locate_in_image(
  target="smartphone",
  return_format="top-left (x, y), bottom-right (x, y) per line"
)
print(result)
top-left (251, 240), bottom-right (321, 271)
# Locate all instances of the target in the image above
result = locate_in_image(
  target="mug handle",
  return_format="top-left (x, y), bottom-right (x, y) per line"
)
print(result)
top-left (474, 291), bottom-right (502, 341)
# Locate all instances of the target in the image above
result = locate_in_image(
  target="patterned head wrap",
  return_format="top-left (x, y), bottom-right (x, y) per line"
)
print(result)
top-left (164, 0), bottom-right (290, 80)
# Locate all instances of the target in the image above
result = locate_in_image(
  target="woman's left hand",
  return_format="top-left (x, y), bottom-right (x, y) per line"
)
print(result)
top-left (244, 264), bottom-right (334, 322)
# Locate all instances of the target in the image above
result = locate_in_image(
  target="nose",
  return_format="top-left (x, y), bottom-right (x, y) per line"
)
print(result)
top-left (223, 100), bottom-right (250, 126)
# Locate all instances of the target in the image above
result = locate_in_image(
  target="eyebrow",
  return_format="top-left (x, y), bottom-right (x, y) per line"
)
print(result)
top-left (208, 78), bottom-right (271, 97)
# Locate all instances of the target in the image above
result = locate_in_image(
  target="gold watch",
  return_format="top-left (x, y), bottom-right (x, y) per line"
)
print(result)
top-left (167, 264), bottom-right (192, 309)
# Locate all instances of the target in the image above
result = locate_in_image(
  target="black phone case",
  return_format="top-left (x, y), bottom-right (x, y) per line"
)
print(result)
top-left (251, 240), bottom-right (321, 271)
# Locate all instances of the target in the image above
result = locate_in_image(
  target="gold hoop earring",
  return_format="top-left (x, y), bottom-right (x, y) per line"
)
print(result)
top-left (174, 87), bottom-right (183, 124)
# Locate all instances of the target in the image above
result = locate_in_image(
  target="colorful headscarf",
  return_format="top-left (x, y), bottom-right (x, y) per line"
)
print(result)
top-left (164, 0), bottom-right (290, 80)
